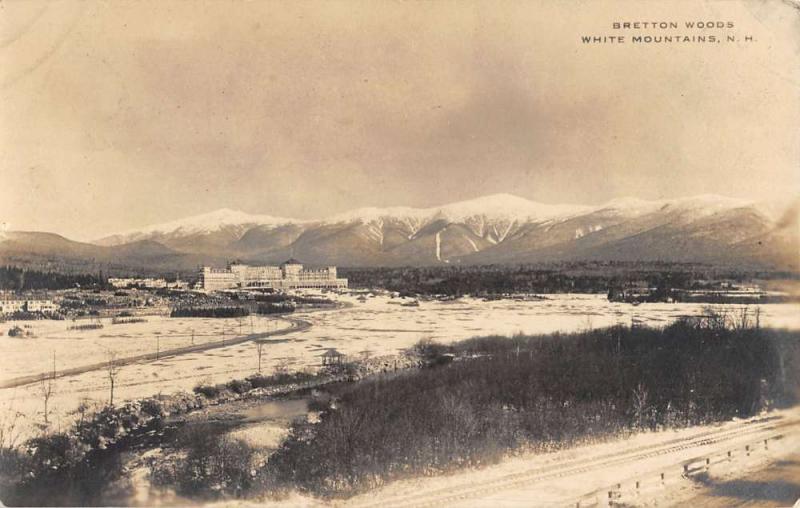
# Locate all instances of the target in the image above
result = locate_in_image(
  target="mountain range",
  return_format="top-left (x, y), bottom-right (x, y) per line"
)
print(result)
top-left (2, 194), bottom-right (798, 273)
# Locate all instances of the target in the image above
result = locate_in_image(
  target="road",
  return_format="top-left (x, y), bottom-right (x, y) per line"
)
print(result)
top-left (0, 315), bottom-right (311, 389)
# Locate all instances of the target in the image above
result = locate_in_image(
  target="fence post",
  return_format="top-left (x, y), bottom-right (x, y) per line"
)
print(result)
top-left (660, 472), bottom-right (665, 487)
top-left (764, 439), bottom-right (768, 450)
top-left (746, 444), bottom-right (750, 456)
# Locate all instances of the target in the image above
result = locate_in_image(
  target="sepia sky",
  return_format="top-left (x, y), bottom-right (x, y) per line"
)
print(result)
top-left (1, 0), bottom-right (799, 240)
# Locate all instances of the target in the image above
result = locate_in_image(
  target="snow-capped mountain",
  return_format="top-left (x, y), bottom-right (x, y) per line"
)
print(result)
top-left (5, 194), bottom-right (798, 270)
top-left (96, 208), bottom-right (302, 247)
top-left (327, 194), bottom-right (588, 224)
top-left (96, 194), bottom-right (593, 253)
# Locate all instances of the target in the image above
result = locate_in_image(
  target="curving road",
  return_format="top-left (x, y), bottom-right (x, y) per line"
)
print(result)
top-left (0, 315), bottom-right (312, 390)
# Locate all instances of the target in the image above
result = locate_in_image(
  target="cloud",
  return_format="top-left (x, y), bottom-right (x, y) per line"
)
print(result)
top-left (0, 0), bottom-right (798, 240)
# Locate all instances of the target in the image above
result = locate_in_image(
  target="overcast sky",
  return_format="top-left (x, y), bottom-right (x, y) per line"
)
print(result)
top-left (1, 0), bottom-right (798, 240)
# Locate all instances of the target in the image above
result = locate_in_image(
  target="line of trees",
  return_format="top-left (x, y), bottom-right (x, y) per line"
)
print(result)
top-left (0, 266), bottom-right (105, 290)
top-left (170, 307), bottom-right (249, 318)
top-left (256, 303), bottom-right (295, 315)
top-left (341, 263), bottom-right (796, 296)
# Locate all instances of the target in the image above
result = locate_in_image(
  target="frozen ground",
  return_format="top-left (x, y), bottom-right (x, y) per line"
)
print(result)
top-left (0, 314), bottom-right (290, 384)
top-left (1, 294), bottom-right (798, 440)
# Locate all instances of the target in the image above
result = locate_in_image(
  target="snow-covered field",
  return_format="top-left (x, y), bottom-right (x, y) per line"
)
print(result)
top-left (1, 294), bottom-right (798, 440)
top-left (0, 314), bottom-right (290, 384)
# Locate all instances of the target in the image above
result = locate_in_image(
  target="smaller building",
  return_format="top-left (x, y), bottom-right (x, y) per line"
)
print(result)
top-left (321, 348), bottom-right (346, 366)
top-left (108, 277), bottom-right (169, 289)
top-left (25, 299), bottom-right (59, 313)
top-left (0, 297), bottom-right (59, 315)
top-left (0, 299), bottom-right (25, 315)
top-left (167, 280), bottom-right (190, 290)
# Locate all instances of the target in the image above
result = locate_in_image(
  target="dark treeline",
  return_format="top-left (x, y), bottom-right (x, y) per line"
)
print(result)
top-left (3, 311), bottom-right (64, 321)
top-left (341, 262), bottom-right (796, 295)
top-left (170, 307), bottom-right (249, 318)
top-left (669, 292), bottom-right (792, 305)
top-left (252, 293), bottom-right (292, 303)
top-left (0, 266), bottom-right (104, 290)
top-left (256, 303), bottom-right (295, 315)
top-left (269, 313), bottom-right (800, 497)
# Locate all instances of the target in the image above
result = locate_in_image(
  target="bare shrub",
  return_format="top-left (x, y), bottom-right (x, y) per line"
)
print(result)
top-left (38, 374), bottom-right (56, 427)
top-left (170, 424), bottom-right (257, 499)
top-left (632, 383), bottom-right (649, 430)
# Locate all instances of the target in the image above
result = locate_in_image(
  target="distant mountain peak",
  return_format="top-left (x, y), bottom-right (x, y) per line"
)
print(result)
top-left (437, 193), bottom-right (589, 221)
top-left (326, 193), bottom-right (589, 225)
top-left (96, 208), bottom-right (302, 245)
top-left (600, 196), bottom-right (657, 210)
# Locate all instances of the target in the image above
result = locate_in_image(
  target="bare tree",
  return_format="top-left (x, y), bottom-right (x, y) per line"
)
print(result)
top-left (702, 306), bottom-right (730, 332)
top-left (734, 306), bottom-right (751, 331)
top-left (632, 383), bottom-right (649, 430)
top-left (39, 373), bottom-right (55, 426)
top-left (107, 352), bottom-right (120, 406)
top-left (256, 341), bottom-right (265, 373)
top-left (74, 397), bottom-right (91, 429)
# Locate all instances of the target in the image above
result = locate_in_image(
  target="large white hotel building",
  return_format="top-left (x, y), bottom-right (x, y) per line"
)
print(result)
top-left (200, 259), bottom-right (347, 292)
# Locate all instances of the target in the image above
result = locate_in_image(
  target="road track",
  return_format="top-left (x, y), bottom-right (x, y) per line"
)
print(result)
top-left (349, 415), bottom-right (800, 508)
top-left (0, 316), bottom-right (311, 389)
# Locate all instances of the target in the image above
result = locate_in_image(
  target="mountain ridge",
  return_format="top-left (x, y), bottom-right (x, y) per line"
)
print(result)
top-left (2, 194), bottom-right (798, 271)
top-left (94, 193), bottom-right (763, 245)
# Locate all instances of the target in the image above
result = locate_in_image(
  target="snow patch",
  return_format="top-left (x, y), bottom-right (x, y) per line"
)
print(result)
top-left (98, 208), bottom-right (301, 245)
top-left (367, 219), bottom-right (385, 246)
top-left (326, 194), bottom-right (589, 228)
top-left (575, 224), bottom-right (604, 239)
top-left (597, 194), bottom-right (753, 217)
